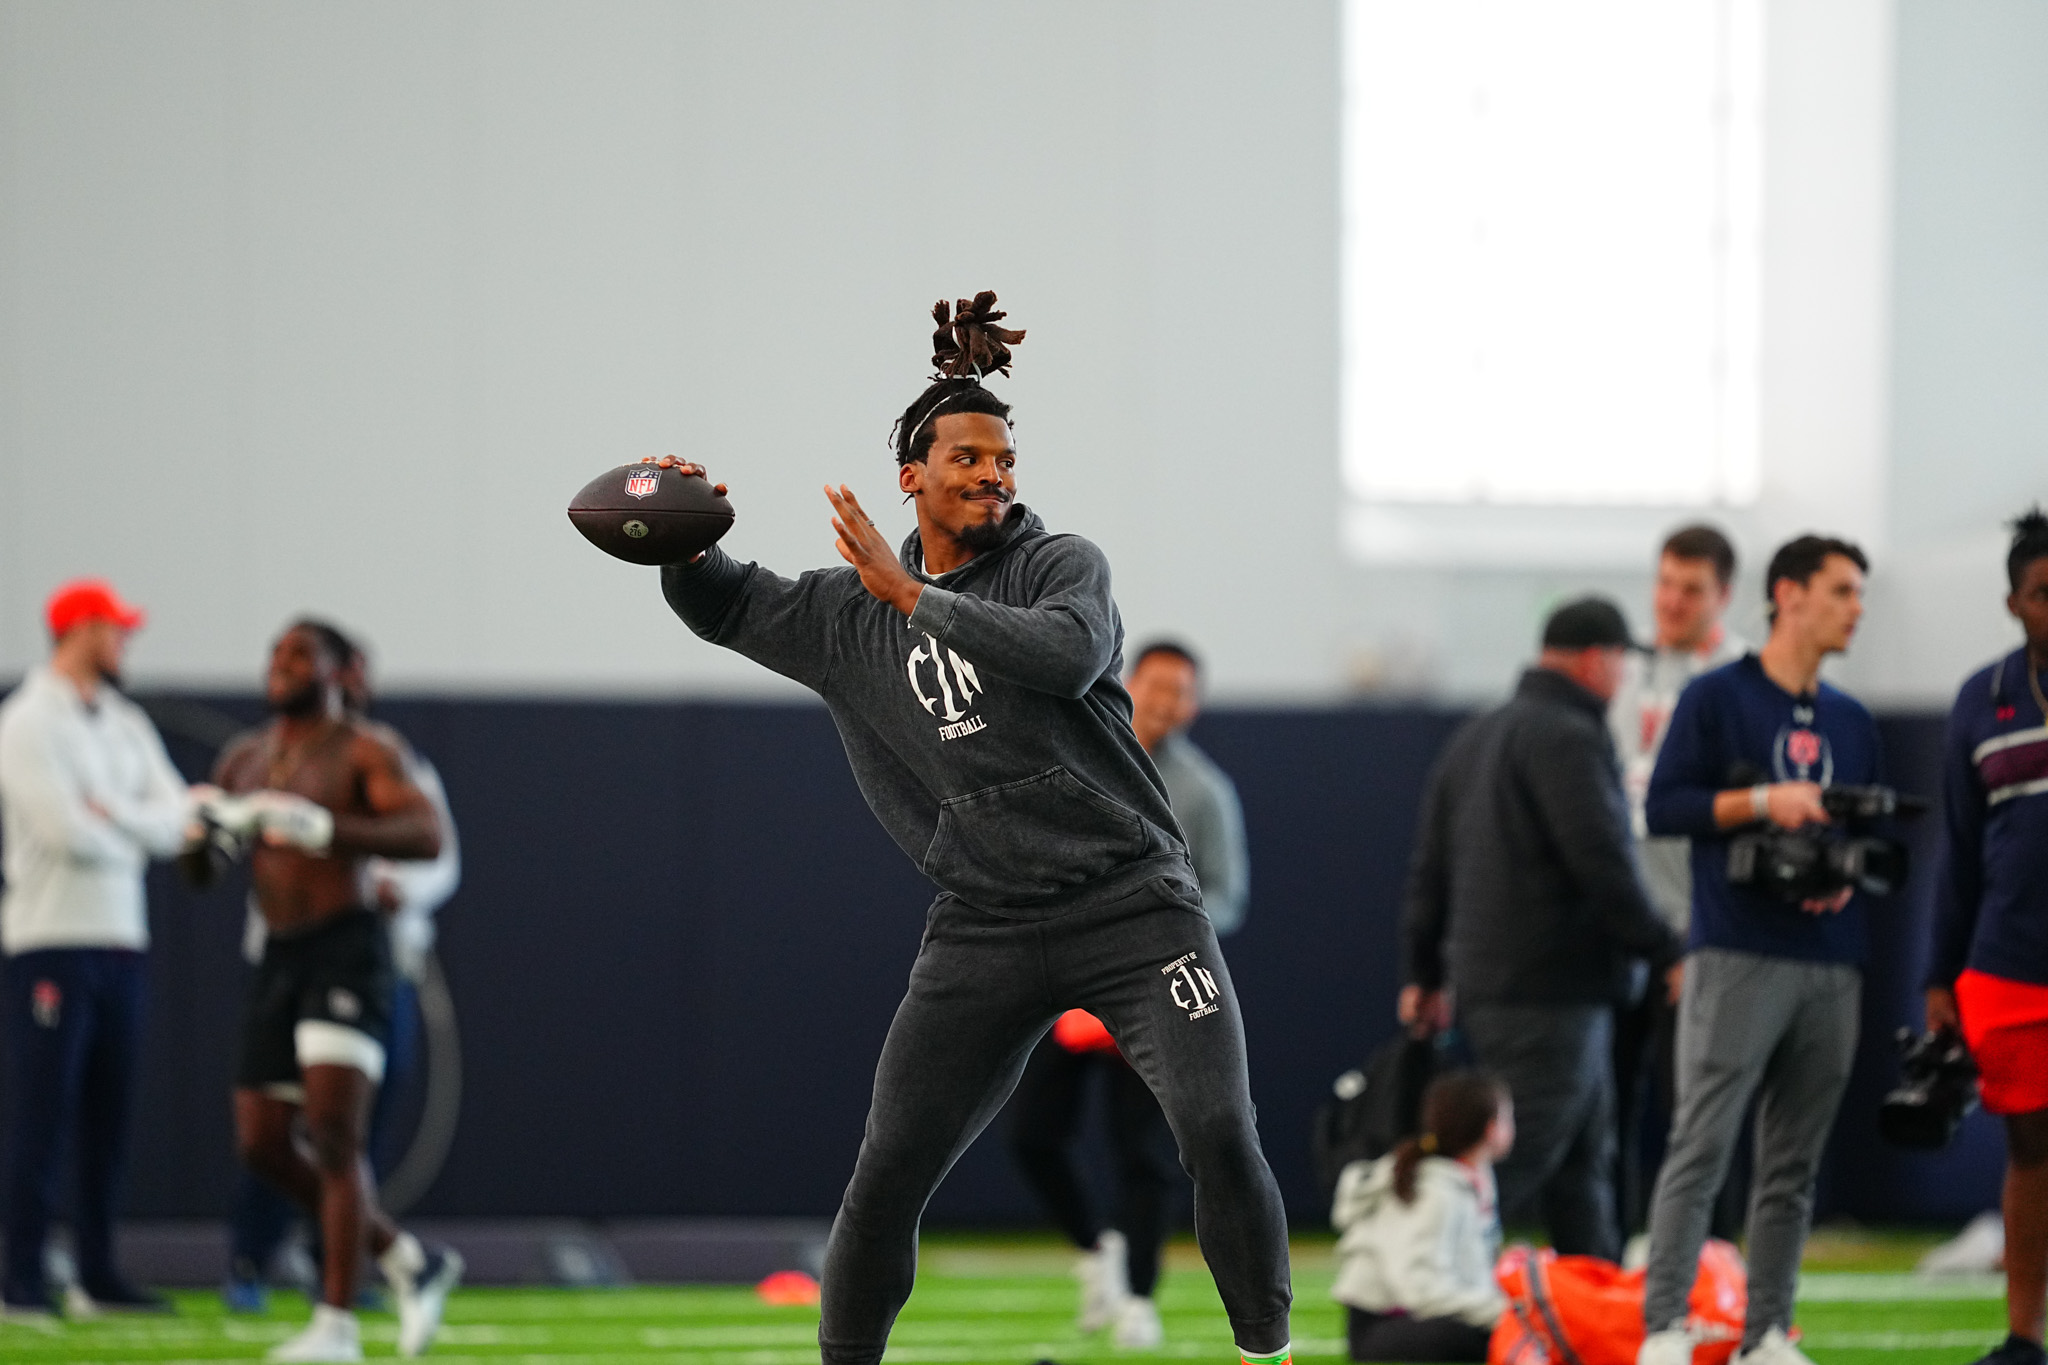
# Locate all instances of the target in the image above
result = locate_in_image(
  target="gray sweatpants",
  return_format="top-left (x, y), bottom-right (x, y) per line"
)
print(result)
top-left (818, 887), bottom-right (1293, 1365)
top-left (1642, 947), bottom-right (1859, 1347)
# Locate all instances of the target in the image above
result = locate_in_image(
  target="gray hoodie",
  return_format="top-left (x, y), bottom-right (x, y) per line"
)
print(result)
top-left (660, 505), bottom-right (1198, 919)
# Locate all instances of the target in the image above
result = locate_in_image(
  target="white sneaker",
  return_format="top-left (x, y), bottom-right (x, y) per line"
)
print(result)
top-left (1639, 1326), bottom-right (1697, 1365)
top-left (1077, 1229), bottom-right (1131, 1333)
top-left (385, 1240), bottom-right (464, 1357)
top-left (1918, 1211), bottom-right (2005, 1275)
top-left (267, 1305), bottom-right (363, 1363)
top-left (0, 1300), bottom-right (61, 1333)
top-left (1733, 1328), bottom-right (1817, 1365)
top-left (1114, 1295), bottom-right (1164, 1349)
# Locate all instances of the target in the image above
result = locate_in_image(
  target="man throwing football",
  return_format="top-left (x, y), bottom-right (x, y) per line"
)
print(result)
top-left (655, 295), bottom-right (1293, 1365)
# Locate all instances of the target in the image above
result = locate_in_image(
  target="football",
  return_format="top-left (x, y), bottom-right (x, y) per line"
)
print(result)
top-left (567, 462), bottom-right (736, 566)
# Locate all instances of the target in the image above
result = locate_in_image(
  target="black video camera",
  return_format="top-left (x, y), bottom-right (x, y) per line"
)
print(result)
top-left (1878, 1027), bottom-right (1979, 1149)
top-left (1724, 775), bottom-right (1924, 902)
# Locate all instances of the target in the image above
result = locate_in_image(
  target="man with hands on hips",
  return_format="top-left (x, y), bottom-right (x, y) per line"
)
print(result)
top-left (1636, 536), bottom-right (1885, 1365)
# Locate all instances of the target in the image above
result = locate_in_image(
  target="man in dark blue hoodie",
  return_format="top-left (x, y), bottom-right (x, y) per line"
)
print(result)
top-left (1637, 535), bottom-right (1882, 1365)
top-left (1925, 507), bottom-right (2048, 1365)
top-left (653, 296), bottom-right (1292, 1365)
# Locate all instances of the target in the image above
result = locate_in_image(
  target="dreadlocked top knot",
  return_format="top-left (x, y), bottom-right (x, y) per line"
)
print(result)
top-left (931, 290), bottom-right (1026, 379)
top-left (891, 291), bottom-right (1024, 464)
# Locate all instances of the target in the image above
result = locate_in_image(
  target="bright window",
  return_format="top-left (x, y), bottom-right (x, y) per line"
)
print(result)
top-left (1341, 0), bottom-right (1764, 506)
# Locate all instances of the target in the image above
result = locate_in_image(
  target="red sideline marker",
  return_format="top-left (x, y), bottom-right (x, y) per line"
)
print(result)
top-left (756, 1271), bottom-right (821, 1307)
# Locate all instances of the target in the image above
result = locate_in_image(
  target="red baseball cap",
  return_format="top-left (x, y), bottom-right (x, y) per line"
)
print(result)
top-left (46, 579), bottom-right (146, 638)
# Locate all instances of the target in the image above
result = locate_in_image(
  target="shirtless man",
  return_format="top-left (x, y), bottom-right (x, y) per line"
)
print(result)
top-left (189, 620), bottom-right (460, 1362)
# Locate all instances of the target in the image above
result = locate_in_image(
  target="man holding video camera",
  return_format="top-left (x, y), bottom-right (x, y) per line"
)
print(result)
top-left (1637, 536), bottom-right (1886, 1365)
top-left (1924, 507), bottom-right (2048, 1365)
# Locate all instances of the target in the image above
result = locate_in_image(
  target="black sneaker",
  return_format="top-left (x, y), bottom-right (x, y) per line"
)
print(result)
top-left (76, 1277), bottom-right (174, 1314)
top-left (1973, 1336), bottom-right (2048, 1365)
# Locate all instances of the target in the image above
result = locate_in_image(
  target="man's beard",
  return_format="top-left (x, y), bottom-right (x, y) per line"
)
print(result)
top-left (271, 681), bottom-right (324, 718)
top-left (956, 501), bottom-right (1013, 554)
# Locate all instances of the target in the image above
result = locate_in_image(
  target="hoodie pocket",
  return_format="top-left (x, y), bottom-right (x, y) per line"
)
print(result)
top-left (923, 766), bottom-right (1147, 907)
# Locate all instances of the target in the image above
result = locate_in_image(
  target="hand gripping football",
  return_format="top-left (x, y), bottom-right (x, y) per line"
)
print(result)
top-left (567, 461), bottom-right (736, 566)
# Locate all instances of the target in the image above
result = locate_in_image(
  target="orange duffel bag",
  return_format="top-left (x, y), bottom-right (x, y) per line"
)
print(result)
top-left (1490, 1240), bottom-right (1748, 1365)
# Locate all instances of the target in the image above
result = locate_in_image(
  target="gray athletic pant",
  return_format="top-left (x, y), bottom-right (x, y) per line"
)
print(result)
top-left (1460, 1003), bottom-right (1619, 1259)
top-left (1642, 948), bottom-right (1859, 1347)
top-left (818, 887), bottom-right (1293, 1365)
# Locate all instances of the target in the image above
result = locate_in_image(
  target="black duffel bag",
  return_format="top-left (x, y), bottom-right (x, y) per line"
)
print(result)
top-left (1310, 1033), bottom-right (1440, 1201)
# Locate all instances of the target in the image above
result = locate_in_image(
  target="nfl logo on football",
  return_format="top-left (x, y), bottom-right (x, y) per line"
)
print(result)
top-left (625, 471), bottom-right (659, 499)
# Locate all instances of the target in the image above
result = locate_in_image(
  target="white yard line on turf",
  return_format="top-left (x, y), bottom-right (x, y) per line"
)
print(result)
top-left (52, 1335), bottom-right (2007, 1365)
top-left (131, 1336), bottom-right (1357, 1365)
top-left (1798, 1272), bottom-right (2006, 1301)
top-left (1801, 1331), bottom-right (2006, 1349)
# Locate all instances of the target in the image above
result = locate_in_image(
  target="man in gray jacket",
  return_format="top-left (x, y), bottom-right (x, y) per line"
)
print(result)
top-left (652, 299), bottom-right (1292, 1365)
top-left (1401, 597), bottom-right (1682, 1260)
top-left (1006, 638), bottom-right (1253, 1349)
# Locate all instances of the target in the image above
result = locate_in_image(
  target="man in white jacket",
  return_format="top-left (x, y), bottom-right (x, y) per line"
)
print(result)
top-left (0, 581), bottom-right (194, 1317)
top-left (1608, 525), bottom-right (1746, 1242)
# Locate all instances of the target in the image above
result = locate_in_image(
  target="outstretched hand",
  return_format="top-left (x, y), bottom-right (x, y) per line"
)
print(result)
top-left (826, 484), bottom-right (921, 618)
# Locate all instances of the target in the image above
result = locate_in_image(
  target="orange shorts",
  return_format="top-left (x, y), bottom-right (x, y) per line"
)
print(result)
top-left (1956, 968), bottom-right (2048, 1116)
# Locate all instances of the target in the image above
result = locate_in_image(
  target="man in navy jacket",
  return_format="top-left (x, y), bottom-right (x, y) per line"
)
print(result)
top-left (1637, 536), bottom-right (1883, 1365)
top-left (1925, 507), bottom-right (2048, 1365)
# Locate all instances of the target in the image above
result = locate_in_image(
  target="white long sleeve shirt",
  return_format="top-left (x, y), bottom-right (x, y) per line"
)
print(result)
top-left (1608, 633), bottom-right (1745, 932)
top-left (371, 755), bottom-right (459, 981)
top-left (0, 668), bottom-right (189, 954)
top-left (1331, 1153), bottom-right (1506, 1328)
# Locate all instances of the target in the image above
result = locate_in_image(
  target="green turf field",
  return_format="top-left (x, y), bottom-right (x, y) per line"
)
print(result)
top-left (0, 1233), bottom-right (2011, 1365)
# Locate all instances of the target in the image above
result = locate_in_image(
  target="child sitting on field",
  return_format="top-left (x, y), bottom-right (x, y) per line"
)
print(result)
top-left (1332, 1071), bottom-right (1515, 1363)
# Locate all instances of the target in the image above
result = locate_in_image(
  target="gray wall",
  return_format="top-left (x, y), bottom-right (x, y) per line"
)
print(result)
top-left (1, 1), bottom-right (2042, 704)
top-left (1867, 0), bottom-right (2048, 704)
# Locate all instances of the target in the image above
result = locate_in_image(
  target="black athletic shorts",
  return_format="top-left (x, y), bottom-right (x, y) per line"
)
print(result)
top-left (237, 908), bottom-right (394, 1092)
